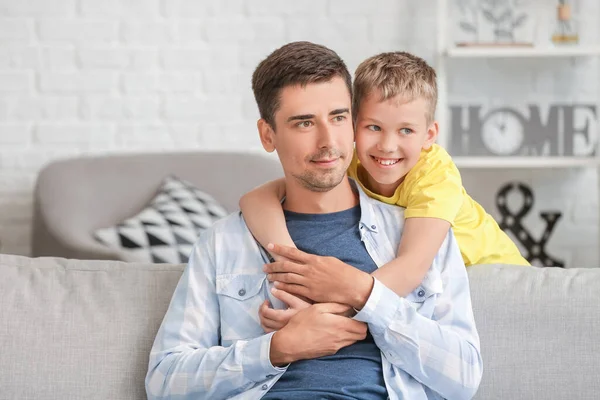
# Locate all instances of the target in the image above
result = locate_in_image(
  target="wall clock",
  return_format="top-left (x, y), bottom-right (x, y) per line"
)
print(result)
top-left (481, 108), bottom-right (525, 155)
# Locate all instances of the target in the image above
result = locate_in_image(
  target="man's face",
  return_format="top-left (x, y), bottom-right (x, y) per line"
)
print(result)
top-left (260, 77), bottom-right (354, 192)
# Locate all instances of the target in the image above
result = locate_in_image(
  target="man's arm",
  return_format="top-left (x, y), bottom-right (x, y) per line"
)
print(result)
top-left (145, 232), bottom-right (286, 400)
top-left (353, 232), bottom-right (483, 400)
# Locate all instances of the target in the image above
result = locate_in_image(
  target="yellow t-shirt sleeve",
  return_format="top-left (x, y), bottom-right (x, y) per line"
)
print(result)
top-left (400, 146), bottom-right (464, 224)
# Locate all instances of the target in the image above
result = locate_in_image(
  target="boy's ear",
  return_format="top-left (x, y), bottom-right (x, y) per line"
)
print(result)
top-left (422, 121), bottom-right (439, 149)
top-left (257, 119), bottom-right (276, 152)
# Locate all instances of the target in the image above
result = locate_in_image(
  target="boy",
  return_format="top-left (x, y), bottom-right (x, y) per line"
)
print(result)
top-left (240, 51), bottom-right (528, 304)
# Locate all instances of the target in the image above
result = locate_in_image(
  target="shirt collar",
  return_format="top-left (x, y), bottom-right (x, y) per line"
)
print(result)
top-left (349, 178), bottom-right (379, 234)
top-left (255, 178), bottom-right (380, 240)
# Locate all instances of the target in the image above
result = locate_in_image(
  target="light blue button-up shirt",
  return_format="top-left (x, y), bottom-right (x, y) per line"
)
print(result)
top-left (146, 180), bottom-right (483, 400)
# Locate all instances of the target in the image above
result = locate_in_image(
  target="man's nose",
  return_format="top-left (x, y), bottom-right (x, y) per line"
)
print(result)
top-left (316, 121), bottom-right (335, 148)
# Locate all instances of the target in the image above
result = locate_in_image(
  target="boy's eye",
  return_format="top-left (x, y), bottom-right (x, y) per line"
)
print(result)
top-left (366, 125), bottom-right (381, 132)
top-left (296, 121), bottom-right (313, 128)
top-left (399, 128), bottom-right (413, 135)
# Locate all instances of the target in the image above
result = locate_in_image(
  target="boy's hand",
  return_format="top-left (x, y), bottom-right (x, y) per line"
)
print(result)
top-left (264, 243), bottom-right (374, 309)
top-left (259, 288), bottom-right (311, 333)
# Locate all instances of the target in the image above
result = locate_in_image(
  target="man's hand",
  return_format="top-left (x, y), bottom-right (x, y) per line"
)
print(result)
top-left (259, 288), bottom-right (310, 333)
top-left (264, 243), bottom-right (374, 309)
top-left (269, 303), bottom-right (368, 366)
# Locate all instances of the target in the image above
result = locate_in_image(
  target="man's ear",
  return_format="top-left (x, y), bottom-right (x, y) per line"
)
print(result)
top-left (422, 120), bottom-right (439, 149)
top-left (257, 119), bottom-right (275, 152)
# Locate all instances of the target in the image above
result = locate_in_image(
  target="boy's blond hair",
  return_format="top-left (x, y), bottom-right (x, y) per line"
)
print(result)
top-left (353, 52), bottom-right (437, 124)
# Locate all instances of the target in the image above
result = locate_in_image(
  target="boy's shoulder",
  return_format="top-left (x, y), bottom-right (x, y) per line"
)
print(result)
top-left (419, 143), bottom-right (454, 167)
top-left (402, 144), bottom-right (461, 191)
top-left (409, 144), bottom-right (458, 177)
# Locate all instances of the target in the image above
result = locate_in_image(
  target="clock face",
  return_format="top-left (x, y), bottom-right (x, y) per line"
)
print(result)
top-left (481, 109), bottom-right (525, 155)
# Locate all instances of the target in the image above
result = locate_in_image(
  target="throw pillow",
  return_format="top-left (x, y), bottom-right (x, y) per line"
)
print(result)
top-left (93, 175), bottom-right (228, 263)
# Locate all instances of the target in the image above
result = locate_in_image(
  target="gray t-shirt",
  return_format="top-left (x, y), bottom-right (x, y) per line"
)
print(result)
top-left (262, 205), bottom-right (387, 400)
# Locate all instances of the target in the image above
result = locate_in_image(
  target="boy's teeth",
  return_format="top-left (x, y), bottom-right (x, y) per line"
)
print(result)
top-left (375, 157), bottom-right (399, 165)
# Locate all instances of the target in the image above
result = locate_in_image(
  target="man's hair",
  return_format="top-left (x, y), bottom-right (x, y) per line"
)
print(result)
top-left (252, 41), bottom-right (352, 129)
top-left (353, 52), bottom-right (438, 123)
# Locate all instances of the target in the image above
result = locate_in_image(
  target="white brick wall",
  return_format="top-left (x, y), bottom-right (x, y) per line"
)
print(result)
top-left (0, 0), bottom-right (598, 267)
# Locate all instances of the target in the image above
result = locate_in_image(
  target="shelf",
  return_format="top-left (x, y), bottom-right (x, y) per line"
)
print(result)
top-left (445, 46), bottom-right (600, 58)
top-left (453, 156), bottom-right (599, 169)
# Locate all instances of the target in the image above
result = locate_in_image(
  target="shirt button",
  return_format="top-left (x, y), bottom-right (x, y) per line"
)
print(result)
top-left (261, 384), bottom-right (268, 390)
top-left (266, 374), bottom-right (274, 379)
top-left (371, 225), bottom-right (376, 229)
top-left (238, 289), bottom-right (246, 296)
top-left (417, 289), bottom-right (425, 297)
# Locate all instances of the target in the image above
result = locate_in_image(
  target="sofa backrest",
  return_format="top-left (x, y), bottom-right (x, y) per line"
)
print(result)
top-left (0, 254), bottom-right (184, 400)
top-left (2, 255), bottom-right (600, 399)
top-left (32, 151), bottom-right (283, 260)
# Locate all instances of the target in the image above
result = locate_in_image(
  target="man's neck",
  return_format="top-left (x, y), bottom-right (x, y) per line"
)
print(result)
top-left (283, 177), bottom-right (358, 214)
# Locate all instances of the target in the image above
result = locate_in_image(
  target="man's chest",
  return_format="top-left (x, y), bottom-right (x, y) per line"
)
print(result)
top-left (215, 271), bottom-right (273, 346)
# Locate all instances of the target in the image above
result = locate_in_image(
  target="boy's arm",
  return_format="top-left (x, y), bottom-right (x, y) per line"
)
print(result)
top-left (354, 232), bottom-right (482, 400)
top-left (239, 178), bottom-right (295, 261)
top-left (262, 219), bottom-right (449, 307)
top-left (145, 233), bottom-right (286, 400)
top-left (371, 217), bottom-right (450, 296)
top-left (372, 148), bottom-right (463, 297)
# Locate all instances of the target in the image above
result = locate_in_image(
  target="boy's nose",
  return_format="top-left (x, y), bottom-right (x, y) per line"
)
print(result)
top-left (377, 134), bottom-right (398, 153)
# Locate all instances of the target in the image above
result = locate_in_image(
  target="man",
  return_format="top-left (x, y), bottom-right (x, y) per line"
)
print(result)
top-left (145, 41), bottom-right (482, 399)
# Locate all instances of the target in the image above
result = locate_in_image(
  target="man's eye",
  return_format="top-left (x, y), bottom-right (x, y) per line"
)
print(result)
top-left (297, 121), bottom-right (313, 128)
top-left (367, 125), bottom-right (381, 132)
top-left (333, 115), bottom-right (346, 122)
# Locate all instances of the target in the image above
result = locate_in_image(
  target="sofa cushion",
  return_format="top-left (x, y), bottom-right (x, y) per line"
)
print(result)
top-left (93, 175), bottom-right (227, 263)
top-left (468, 264), bottom-right (600, 400)
top-left (0, 254), bottom-right (185, 400)
top-left (4, 255), bottom-right (600, 400)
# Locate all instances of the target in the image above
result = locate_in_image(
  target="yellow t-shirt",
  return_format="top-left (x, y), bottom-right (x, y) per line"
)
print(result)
top-left (348, 144), bottom-right (529, 266)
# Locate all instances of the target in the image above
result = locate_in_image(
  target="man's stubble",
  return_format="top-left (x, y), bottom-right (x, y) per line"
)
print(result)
top-left (292, 148), bottom-right (350, 193)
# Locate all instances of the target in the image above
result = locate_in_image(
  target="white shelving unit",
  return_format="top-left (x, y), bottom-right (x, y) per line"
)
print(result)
top-left (436, 0), bottom-right (600, 169)
top-left (446, 46), bottom-right (600, 58)
top-left (454, 156), bottom-right (599, 169)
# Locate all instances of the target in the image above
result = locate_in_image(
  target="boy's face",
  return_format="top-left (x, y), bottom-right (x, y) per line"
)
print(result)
top-left (354, 93), bottom-right (438, 197)
top-left (258, 76), bottom-right (354, 193)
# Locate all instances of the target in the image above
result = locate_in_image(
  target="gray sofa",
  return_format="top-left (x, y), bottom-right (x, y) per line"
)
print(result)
top-left (1, 254), bottom-right (599, 399)
top-left (31, 151), bottom-right (283, 260)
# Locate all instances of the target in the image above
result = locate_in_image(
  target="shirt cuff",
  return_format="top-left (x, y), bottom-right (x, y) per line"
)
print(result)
top-left (353, 278), bottom-right (406, 334)
top-left (242, 331), bottom-right (288, 383)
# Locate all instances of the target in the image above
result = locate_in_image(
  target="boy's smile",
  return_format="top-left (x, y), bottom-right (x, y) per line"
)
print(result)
top-left (371, 156), bottom-right (403, 166)
top-left (354, 93), bottom-right (437, 197)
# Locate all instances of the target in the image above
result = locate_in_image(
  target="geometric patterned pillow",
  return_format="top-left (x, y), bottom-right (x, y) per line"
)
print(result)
top-left (93, 175), bottom-right (228, 264)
